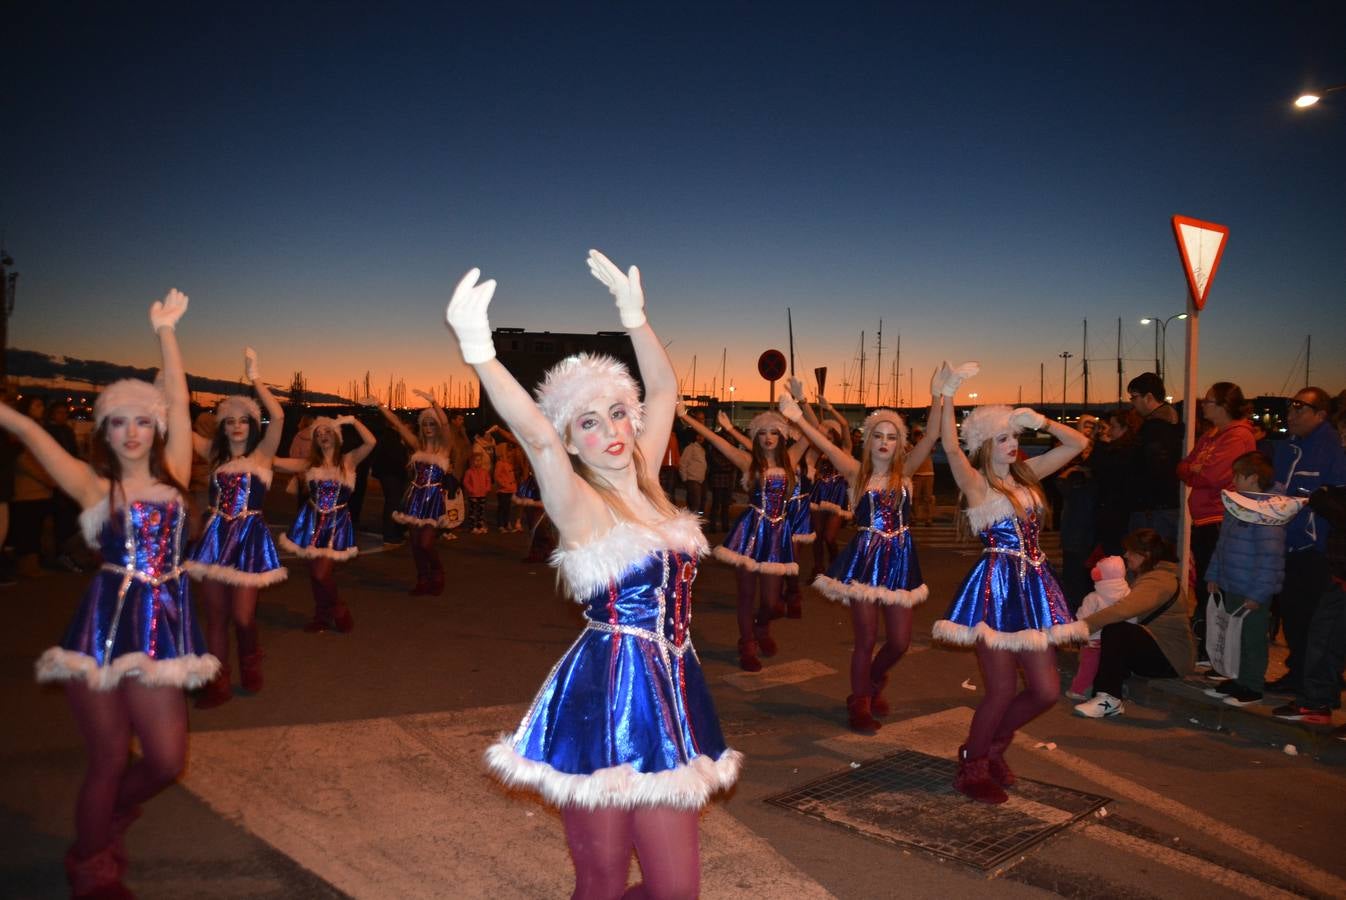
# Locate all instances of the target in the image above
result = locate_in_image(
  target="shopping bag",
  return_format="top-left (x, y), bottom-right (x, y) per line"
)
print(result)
top-left (1204, 592), bottom-right (1246, 679)
top-left (441, 490), bottom-right (466, 530)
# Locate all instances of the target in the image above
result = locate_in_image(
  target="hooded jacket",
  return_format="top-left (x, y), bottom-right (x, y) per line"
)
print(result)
top-left (1178, 419), bottom-right (1256, 526)
top-left (1273, 421), bottom-right (1346, 553)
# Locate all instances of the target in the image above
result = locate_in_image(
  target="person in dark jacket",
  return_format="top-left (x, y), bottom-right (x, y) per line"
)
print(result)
top-left (369, 417), bottom-right (409, 547)
top-left (1125, 373), bottom-right (1182, 544)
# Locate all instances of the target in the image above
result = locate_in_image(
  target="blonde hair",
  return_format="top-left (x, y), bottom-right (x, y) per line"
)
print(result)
top-left (567, 440), bottom-right (679, 522)
top-left (970, 440), bottom-right (1046, 520)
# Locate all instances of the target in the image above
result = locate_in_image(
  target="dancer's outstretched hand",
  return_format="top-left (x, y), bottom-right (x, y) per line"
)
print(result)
top-left (412, 388), bottom-right (435, 403)
top-left (786, 376), bottom-right (805, 401)
top-left (445, 268), bottom-right (498, 364)
top-left (716, 411), bottom-right (734, 431)
top-left (778, 393), bottom-right (803, 423)
top-left (1010, 407), bottom-right (1046, 431)
top-left (587, 250), bottom-right (646, 329)
top-left (930, 361), bottom-right (952, 397)
top-left (675, 401), bottom-right (689, 419)
top-left (941, 361), bottom-right (980, 397)
top-left (149, 289), bottom-right (188, 332)
top-left (244, 347), bottom-right (261, 382)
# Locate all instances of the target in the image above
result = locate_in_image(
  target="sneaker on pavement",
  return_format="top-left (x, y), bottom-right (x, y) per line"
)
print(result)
top-left (1074, 693), bottom-right (1124, 718)
top-left (1203, 680), bottom-right (1236, 698)
top-left (1271, 703), bottom-right (1331, 724)
top-left (1222, 685), bottom-right (1264, 707)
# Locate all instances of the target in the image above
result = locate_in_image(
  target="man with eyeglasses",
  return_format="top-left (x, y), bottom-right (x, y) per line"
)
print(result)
top-left (1124, 372), bottom-right (1183, 544)
top-left (1267, 387), bottom-right (1346, 718)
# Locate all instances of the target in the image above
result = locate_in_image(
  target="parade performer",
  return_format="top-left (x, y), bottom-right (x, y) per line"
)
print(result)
top-left (449, 251), bottom-right (738, 899)
top-left (932, 367), bottom-right (1089, 804)
top-left (2, 291), bottom-right (218, 897)
top-left (276, 415), bottom-right (376, 632)
top-left (807, 395), bottom-right (854, 580)
top-left (186, 347), bottom-right (288, 708)
top-left (788, 370), bottom-right (943, 733)
top-left (681, 403), bottom-right (809, 672)
top-left (366, 388), bottom-right (457, 595)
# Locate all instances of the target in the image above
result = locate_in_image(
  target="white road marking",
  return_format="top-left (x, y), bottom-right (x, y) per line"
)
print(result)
top-left (722, 658), bottom-right (837, 692)
top-left (182, 705), bottom-right (834, 899)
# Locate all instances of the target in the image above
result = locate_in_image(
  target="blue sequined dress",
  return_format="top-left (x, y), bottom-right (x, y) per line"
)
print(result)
top-left (36, 488), bottom-right (219, 690)
top-left (278, 465), bottom-right (358, 561)
top-left (809, 455), bottom-right (851, 518)
top-left (393, 451), bottom-right (454, 527)
top-left (789, 465), bottom-right (815, 545)
top-left (185, 457), bottom-right (287, 586)
top-left (486, 512), bottom-right (741, 809)
top-left (933, 492), bottom-right (1085, 649)
top-left (713, 472), bottom-right (798, 574)
top-left (813, 483), bottom-right (928, 607)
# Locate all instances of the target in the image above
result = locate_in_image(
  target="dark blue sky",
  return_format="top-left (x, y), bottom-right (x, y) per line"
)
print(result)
top-left (5, 3), bottom-right (1344, 404)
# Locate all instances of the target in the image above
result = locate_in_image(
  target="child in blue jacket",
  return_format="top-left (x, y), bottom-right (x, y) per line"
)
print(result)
top-left (1205, 452), bottom-right (1305, 704)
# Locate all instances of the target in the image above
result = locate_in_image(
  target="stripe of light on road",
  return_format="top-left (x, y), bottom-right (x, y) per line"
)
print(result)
top-left (722, 659), bottom-right (837, 692)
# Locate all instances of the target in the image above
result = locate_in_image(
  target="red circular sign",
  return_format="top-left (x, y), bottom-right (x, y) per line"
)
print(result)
top-left (757, 349), bottom-right (787, 382)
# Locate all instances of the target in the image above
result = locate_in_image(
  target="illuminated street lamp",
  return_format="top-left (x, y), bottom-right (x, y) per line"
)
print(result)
top-left (1294, 84), bottom-right (1346, 108)
top-left (1139, 313), bottom-right (1188, 384)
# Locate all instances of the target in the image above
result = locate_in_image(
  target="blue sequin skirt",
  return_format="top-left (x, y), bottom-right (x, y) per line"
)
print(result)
top-left (394, 483), bottom-right (447, 527)
top-left (810, 476), bottom-right (850, 515)
top-left (813, 530), bottom-right (928, 607)
top-left (279, 506), bottom-right (357, 561)
top-left (933, 552), bottom-right (1085, 649)
top-left (713, 506), bottom-right (798, 574)
top-left (185, 512), bottom-right (287, 586)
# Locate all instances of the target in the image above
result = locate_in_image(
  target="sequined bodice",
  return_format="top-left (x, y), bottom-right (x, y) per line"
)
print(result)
top-left (750, 473), bottom-right (789, 521)
top-left (307, 478), bottom-right (352, 512)
top-left (410, 460), bottom-right (446, 488)
top-left (856, 488), bottom-right (910, 535)
top-left (100, 501), bottom-right (185, 583)
top-left (582, 550), bottom-right (699, 650)
top-left (210, 471), bottom-right (265, 517)
top-left (979, 509), bottom-right (1047, 563)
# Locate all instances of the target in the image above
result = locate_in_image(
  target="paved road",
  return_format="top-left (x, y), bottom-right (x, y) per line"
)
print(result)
top-left (3, 502), bottom-right (1345, 899)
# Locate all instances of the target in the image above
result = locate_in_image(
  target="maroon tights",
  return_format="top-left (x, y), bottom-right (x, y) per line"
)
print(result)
top-left (409, 525), bottom-right (442, 580)
top-left (965, 644), bottom-right (1059, 758)
top-left (309, 558), bottom-right (346, 621)
top-left (66, 680), bottom-right (186, 856)
top-left (201, 579), bottom-right (259, 673)
top-left (561, 806), bottom-right (699, 899)
top-left (850, 603), bottom-right (913, 696)
top-left (735, 568), bottom-right (781, 641)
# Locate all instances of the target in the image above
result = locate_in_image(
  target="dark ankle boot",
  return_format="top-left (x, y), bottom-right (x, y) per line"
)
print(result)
top-left (236, 624), bottom-right (264, 694)
top-left (194, 669), bottom-right (232, 709)
top-left (988, 735), bottom-right (1017, 787)
top-left (846, 695), bottom-right (881, 734)
top-left (753, 618), bottom-right (778, 657)
top-left (65, 844), bottom-right (134, 900)
top-left (737, 639), bottom-right (762, 672)
top-left (954, 745), bottom-right (1008, 804)
top-left (108, 805), bottom-right (142, 875)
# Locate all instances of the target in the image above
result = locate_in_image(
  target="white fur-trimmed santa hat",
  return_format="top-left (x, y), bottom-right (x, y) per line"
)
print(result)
top-left (747, 411), bottom-right (788, 440)
top-left (861, 408), bottom-right (907, 447)
top-left (94, 379), bottom-right (169, 436)
top-left (216, 394), bottom-right (262, 424)
top-left (535, 353), bottom-right (645, 436)
top-left (960, 404), bottom-right (1018, 453)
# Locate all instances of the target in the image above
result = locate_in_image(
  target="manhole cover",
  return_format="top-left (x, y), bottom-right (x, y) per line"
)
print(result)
top-left (766, 748), bottom-right (1109, 870)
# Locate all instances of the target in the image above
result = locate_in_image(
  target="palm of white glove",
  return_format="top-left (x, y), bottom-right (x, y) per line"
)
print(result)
top-left (244, 347), bottom-right (261, 382)
top-left (587, 249), bottom-right (646, 329)
top-left (445, 268), bottom-right (499, 364)
top-left (786, 376), bottom-right (805, 401)
top-left (778, 393), bottom-right (803, 423)
top-left (941, 360), bottom-right (980, 397)
top-left (1010, 408), bottom-right (1047, 431)
top-left (716, 411), bottom-right (733, 431)
top-left (149, 289), bottom-right (188, 331)
top-left (930, 361), bottom-right (953, 397)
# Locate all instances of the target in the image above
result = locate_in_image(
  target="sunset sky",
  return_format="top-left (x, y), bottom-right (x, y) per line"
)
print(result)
top-left (5, 3), bottom-right (1344, 408)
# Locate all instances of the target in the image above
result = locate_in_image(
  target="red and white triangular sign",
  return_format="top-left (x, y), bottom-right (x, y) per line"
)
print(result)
top-left (1171, 215), bottom-right (1228, 310)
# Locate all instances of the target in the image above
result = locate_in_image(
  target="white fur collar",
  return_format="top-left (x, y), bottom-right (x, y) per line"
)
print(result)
top-left (305, 463), bottom-right (355, 489)
top-left (79, 484), bottom-right (184, 548)
top-left (215, 455), bottom-right (274, 487)
top-left (551, 510), bottom-right (709, 601)
top-left (965, 488), bottom-right (1041, 532)
top-left (410, 450), bottom-right (451, 469)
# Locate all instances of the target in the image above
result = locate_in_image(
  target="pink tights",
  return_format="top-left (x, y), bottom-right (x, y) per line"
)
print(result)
top-left (965, 644), bottom-right (1060, 758)
top-left (66, 680), bottom-right (187, 856)
top-left (561, 806), bottom-right (700, 899)
top-left (850, 603), bottom-right (913, 696)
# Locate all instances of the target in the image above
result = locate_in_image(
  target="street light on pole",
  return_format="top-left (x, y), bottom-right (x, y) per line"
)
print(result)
top-left (1139, 313), bottom-right (1187, 384)
top-left (1294, 84), bottom-right (1346, 108)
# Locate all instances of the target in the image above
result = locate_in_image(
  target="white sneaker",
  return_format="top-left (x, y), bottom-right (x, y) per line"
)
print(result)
top-left (1073, 692), bottom-right (1124, 718)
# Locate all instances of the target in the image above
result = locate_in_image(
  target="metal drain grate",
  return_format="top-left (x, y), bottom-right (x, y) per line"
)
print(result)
top-left (766, 748), bottom-right (1109, 870)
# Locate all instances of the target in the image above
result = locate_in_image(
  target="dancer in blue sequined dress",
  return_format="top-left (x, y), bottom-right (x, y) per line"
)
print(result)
top-left (186, 348), bottom-right (288, 708)
top-left (448, 251), bottom-right (738, 898)
top-left (276, 415), bottom-right (376, 633)
top-left (783, 374), bottom-right (943, 734)
top-left (680, 404), bottom-right (810, 671)
top-left (930, 371), bottom-right (1089, 805)
top-left (1, 290), bottom-right (218, 897)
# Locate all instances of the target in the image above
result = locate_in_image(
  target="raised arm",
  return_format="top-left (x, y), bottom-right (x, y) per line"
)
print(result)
top-left (679, 405), bottom-right (751, 472)
top-left (150, 289), bottom-right (193, 485)
top-left (938, 364), bottom-right (983, 498)
top-left (244, 348), bottom-right (286, 461)
top-left (587, 250), bottom-right (674, 481)
top-left (787, 377), bottom-right (823, 432)
top-left (0, 406), bottom-right (101, 507)
top-left (446, 267), bottom-right (607, 542)
top-left (338, 415), bottom-right (377, 468)
top-left (819, 396), bottom-right (852, 454)
top-left (778, 395), bottom-right (859, 479)
top-left (716, 410), bottom-right (753, 452)
top-left (412, 388), bottom-right (449, 430)
top-left (362, 397), bottom-right (419, 450)
top-left (1017, 410), bottom-right (1088, 479)
top-left (901, 377), bottom-right (945, 477)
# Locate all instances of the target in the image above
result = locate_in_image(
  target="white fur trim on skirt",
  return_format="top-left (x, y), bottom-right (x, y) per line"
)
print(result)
top-left (183, 561), bottom-right (289, 587)
top-left (277, 533), bottom-right (359, 561)
top-left (711, 546), bottom-right (798, 575)
top-left (810, 501), bottom-right (852, 518)
top-left (812, 576), bottom-right (929, 608)
top-left (484, 738), bottom-right (742, 811)
top-left (391, 511), bottom-right (454, 528)
top-left (790, 532), bottom-right (817, 544)
top-left (932, 619), bottom-right (1088, 650)
top-left (36, 648), bottom-right (221, 691)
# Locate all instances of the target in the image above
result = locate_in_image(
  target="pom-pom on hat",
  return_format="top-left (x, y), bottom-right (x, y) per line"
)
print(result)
top-left (959, 404), bottom-right (1018, 452)
top-left (216, 394), bottom-right (262, 424)
top-left (861, 408), bottom-right (907, 448)
top-left (747, 411), bottom-right (788, 440)
top-left (94, 379), bottom-right (169, 436)
top-left (535, 353), bottom-right (645, 437)
top-left (1090, 555), bottom-right (1126, 584)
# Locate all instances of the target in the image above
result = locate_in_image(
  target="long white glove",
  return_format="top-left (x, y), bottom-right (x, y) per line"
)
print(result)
top-left (1010, 407), bottom-right (1047, 431)
top-left (929, 361), bottom-right (952, 397)
top-left (587, 249), bottom-right (646, 329)
top-left (778, 393), bottom-right (803, 423)
top-left (149, 289), bottom-right (188, 332)
top-left (445, 267), bottom-right (499, 364)
top-left (244, 347), bottom-right (261, 382)
top-left (412, 388), bottom-right (435, 404)
top-left (716, 411), bottom-right (734, 431)
top-left (786, 376), bottom-right (806, 401)
top-left (941, 361), bottom-right (980, 397)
